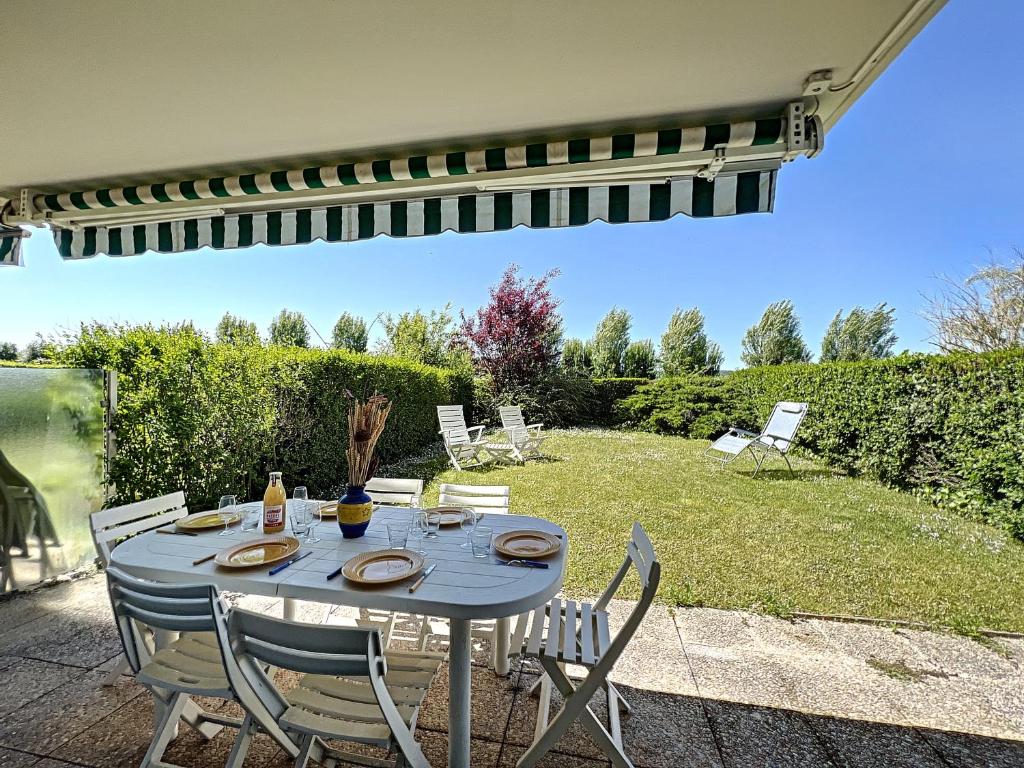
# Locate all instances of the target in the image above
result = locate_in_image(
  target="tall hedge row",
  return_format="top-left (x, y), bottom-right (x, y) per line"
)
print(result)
top-left (618, 352), bottom-right (1024, 536)
top-left (56, 325), bottom-right (472, 509)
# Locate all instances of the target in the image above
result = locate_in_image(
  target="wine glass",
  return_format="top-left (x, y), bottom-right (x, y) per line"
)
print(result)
top-left (459, 508), bottom-right (478, 549)
top-left (218, 495), bottom-right (237, 536)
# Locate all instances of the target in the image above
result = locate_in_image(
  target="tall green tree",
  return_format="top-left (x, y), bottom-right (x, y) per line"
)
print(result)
top-left (659, 307), bottom-right (724, 375)
top-left (382, 305), bottom-right (469, 369)
top-left (623, 340), bottom-right (657, 378)
top-left (590, 308), bottom-right (631, 377)
top-left (561, 338), bottom-right (592, 375)
top-left (820, 304), bottom-right (898, 362)
top-left (331, 312), bottom-right (368, 352)
top-left (268, 309), bottom-right (310, 347)
top-left (215, 313), bottom-right (260, 346)
top-left (0, 342), bottom-right (17, 361)
top-left (740, 300), bottom-right (812, 367)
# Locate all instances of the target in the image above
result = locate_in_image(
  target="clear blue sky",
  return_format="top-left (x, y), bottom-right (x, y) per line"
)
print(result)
top-left (3, 0), bottom-right (1022, 369)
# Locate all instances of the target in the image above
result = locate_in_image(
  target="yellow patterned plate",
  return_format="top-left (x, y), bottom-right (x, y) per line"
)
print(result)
top-left (423, 506), bottom-right (470, 526)
top-left (176, 509), bottom-right (244, 530)
top-left (494, 530), bottom-right (561, 559)
top-left (215, 536), bottom-right (300, 568)
top-left (342, 549), bottom-right (425, 585)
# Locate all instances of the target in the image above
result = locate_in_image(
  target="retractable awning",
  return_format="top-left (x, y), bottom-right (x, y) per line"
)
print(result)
top-left (16, 113), bottom-right (812, 260)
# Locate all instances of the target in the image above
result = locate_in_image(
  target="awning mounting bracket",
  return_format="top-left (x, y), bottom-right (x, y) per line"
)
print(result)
top-left (697, 147), bottom-right (727, 181)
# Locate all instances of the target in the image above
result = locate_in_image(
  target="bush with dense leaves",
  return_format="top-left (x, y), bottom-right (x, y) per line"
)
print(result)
top-left (615, 376), bottom-right (750, 439)
top-left (56, 324), bottom-right (472, 509)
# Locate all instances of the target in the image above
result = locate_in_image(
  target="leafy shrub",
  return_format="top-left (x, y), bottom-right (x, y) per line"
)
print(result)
top-left (55, 324), bottom-right (471, 509)
top-left (474, 371), bottom-right (597, 428)
top-left (615, 376), bottom-right (748, 438)
top-left (592, 378), bottom-right (646, 425)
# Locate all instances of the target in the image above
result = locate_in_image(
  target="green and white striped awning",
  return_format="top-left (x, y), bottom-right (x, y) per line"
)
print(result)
top-left (1, 227), bottom-right (25, 267)
top-left (55, 175), bottom-right (775, 259)
top-left (30, 115), bottom-right (801, 260)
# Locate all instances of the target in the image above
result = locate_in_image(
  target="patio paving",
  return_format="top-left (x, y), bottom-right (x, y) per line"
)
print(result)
top-left (0, 573), bottom-right (1022, 767)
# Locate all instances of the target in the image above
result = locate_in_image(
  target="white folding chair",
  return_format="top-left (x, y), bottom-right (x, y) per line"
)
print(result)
top-left (90, 491), bottom-right (189, 685)
top-left (510, 523), bottom-right (660, 768)
top-left (419, 484), bottom-right (515, 673)
top-left (437, 405), bottom-right (497, 470)
top-left (227, 607), bottom-right (444, 768)
top-left (498, 406), bottom-right (547, 462)
top-left (704, 401), bottom-right (808, 477)
top-left (104, 567), bottom-right (301, 768)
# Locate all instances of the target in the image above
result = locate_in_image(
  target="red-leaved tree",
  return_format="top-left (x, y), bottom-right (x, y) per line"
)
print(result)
top-left (461, 265), bottom-right (562, 391)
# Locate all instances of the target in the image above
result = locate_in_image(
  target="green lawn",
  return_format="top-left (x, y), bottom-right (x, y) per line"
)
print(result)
top-left (407, 429), bottom-right (1024, 633)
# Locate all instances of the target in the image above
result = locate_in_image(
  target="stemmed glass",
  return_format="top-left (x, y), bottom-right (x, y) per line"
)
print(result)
top-left (459, 508), bottom-right (478, 549)
top-left (294, 486), bottom-right (320, 543)
top-left (218, 495), bottom-right (237, 536)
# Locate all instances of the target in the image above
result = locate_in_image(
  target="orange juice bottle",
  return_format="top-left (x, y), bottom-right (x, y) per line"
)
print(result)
top-left (263, 472), bottom-right (286, 533)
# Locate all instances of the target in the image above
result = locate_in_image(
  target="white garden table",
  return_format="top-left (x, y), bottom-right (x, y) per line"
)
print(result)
top-left (109, 504), bottom-right (567, 768)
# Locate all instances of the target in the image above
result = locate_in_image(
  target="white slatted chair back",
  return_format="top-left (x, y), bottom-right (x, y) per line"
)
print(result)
top-left (499, 405), bottom-right (528, 440)
top-left (228, 609), bottom-right (431, 767)
top-left (90, 491), bottom-right (188, 566)
top-left (437, 405), bottom-right (473, 445)
top-left (438, 483), bottom-right (510, 515)
top-left (757, 402), bottom-right (808, 453)
top-left (364, 477), bottom-right (424, 507)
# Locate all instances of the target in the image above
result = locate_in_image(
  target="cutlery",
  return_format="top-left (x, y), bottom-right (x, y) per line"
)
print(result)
top-left (269, 551), bottom-right (311, 576)
top-left (157, 528), bottom-right (197, 537)
top-left (326, 563), bottom-right (345, 581)
top-left (192, 553), bottom-right (216, 566)
top-left (408, 563), bottom-right (437, 593)
top-left (496, 559), bottom-right (550, 569)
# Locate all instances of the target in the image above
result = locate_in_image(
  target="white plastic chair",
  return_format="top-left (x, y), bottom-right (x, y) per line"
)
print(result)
top-left (704, 401), bottom-right (808, 477)
top-left (90, 491), bottom-right (189, 685)
top-left (227, 607), bottom-right (443, 768)
top-left (511, 523), bottom-right (660, 768)
top-left (364, 477), bottom-right (424, 507)
top-left (104, 567), bottom-right (299, 768)
top-left (419, 484), bottom-right (514, 673)
top-left (437, 405), bottom-right (494, 470)
top-left (499, 406), bottom-right (547, 461)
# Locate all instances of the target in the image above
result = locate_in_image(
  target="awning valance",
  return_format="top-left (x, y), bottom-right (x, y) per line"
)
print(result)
top-left (5, 108), bottom-right (818, 260)
top-left (55, 174), bottom-right (775, 259)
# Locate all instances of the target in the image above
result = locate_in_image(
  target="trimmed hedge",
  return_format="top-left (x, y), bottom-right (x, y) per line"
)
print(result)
top-left (56, 325), bottom-right (472, 509)
top-left (615, 352), bottom-right (1024, 536)
top-left (591, 378), bottom-right (647, 424)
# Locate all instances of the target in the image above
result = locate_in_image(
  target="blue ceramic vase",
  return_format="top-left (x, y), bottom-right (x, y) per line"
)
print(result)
top-left (337, 484), bottom-right (373, 538)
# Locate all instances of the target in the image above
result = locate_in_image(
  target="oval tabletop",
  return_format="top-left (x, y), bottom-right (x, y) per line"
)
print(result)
top-left (108, 505), bottom-right (567, 620)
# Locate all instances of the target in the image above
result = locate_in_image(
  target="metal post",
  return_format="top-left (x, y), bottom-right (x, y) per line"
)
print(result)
top-left (448, 618), bottom-right (473, 768)
top-left (102, 370), bottom-right (118, 503)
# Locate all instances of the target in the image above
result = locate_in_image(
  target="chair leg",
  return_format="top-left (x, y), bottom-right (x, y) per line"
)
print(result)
top-left (141, 691), bottom-right (189, 768)
top-left (532, 673), bottom-right (553, 745)
top-left (102, 655), bottom-right (130, 686)
top-left (782, 452), bottom-right (795, 477)
top-left (224, 713), bottom-right (255, 768)
top-left (180, 698), bottom-right (225, 740)
top-left (606, 680), bottom-right (632, 716)
top-left (294, 734), bottom-right (317, 768)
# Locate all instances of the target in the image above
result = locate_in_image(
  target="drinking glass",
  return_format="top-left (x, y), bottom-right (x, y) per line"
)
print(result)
top-left (408, 513), bottom-right (427, 554)
top-left (240, 506), bottom-right (260, 532)
top-left (289, 505), bottom-right (310, 538)
top-left (218, 495), bottom-right (237, 536)
top-left (459, 508), bottom-right (477, 549)
top-left (470, 526), bottom-right (493, 558)
top-left (387, 523), bottom-right (409, 550)
top-left (423, 510), bottom-right (440, 539)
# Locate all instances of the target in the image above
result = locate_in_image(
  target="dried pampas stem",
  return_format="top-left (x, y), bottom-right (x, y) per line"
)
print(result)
top-left (346, 392), bottom-right (392, 487)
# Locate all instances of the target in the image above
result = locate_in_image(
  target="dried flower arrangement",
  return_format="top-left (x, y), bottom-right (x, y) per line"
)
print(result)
top-left (345, 391), bottom-right (392, 487)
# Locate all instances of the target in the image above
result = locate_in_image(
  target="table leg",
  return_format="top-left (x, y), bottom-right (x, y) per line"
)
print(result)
top-left (494, 617), bottom-right (511, 676)
top-left (449, 618), bottom-right (473, 768)
top-left (282, 597), bottom-right (296, 621)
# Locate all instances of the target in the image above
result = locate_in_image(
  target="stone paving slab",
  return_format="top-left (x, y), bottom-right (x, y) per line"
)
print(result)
top-left (1, 574), bottom-right (1023, 768)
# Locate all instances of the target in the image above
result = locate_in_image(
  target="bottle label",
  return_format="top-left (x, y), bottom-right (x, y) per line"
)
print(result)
top-left (264, 504), bottom-right (284, 526)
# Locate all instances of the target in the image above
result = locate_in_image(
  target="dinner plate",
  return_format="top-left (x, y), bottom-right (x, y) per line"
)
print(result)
top-left (214, 536), bottom-right (300, 568)
top-left (494, 530), bottom-right (561, 559)
top-left (176, 509), bottom-right (244, 530)
top-left (423, 506), bottom-right (469, 526)
top-left (317, 501), bottom-right (338, 518)
top-left (342, 549), bottom-right (425, 585)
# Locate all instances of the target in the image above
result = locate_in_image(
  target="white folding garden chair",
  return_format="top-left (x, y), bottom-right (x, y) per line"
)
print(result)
top-left (510, 522), bottom-right (660, 768)
top-left (499, 406), bottom-right (547, 461)
top-left (104, 567), bottom-right (300, 768)
top-left (418, 484), bottom-right (515, 673)
top-left (227, 606), bottom-right (444, 768)
top-left (437, 405), bottom-right (500, 470)
top-left (90, 491), bottom-right (189, 685)
top-left (704, 401), bottom-right (808, 477)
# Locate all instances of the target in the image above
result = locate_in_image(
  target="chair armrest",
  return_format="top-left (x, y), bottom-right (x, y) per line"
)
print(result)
top-left (468, 425), bottom-right (486, 441)
top-left (527, 423), bottom-right (544, 433)
top-left (729, 427), bottom-right (758, 438)
top-left (760, 432), bottom-right (794, 447)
